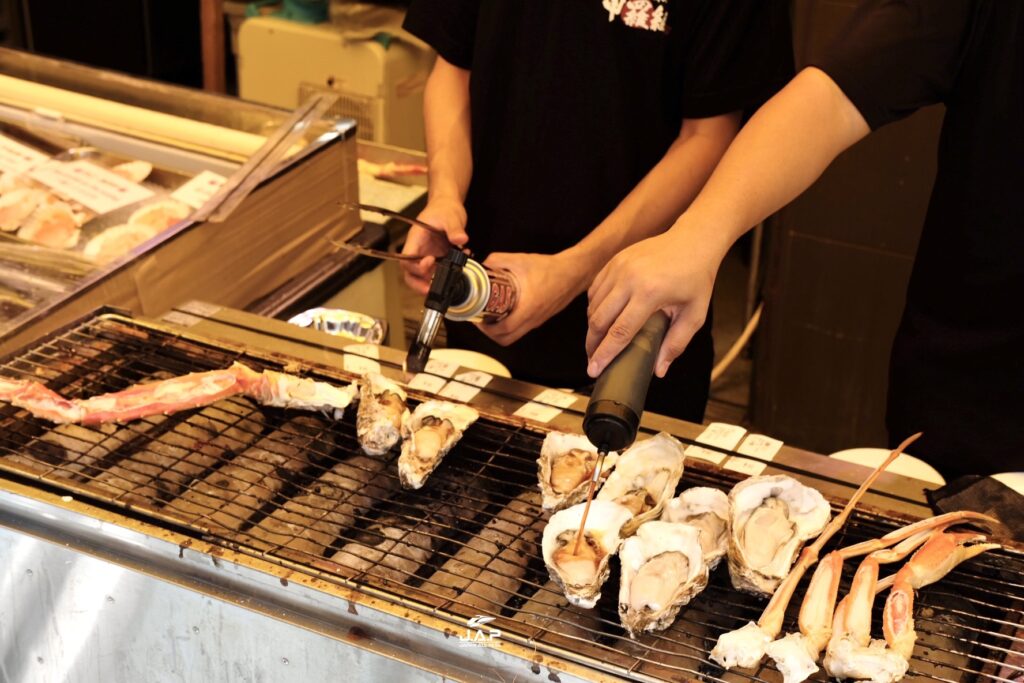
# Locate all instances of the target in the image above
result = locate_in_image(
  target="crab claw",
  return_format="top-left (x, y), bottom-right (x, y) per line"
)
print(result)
top-left (883, 531), bottom-right (1000, 659)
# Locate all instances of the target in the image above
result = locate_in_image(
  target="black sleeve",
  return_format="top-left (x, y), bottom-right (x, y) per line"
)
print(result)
top-left (402, 0), bottom-right (480, 70)
top-left (681, 0), bottom-right (794, 119)
top-left (811, 0), bottom-right (973, 130)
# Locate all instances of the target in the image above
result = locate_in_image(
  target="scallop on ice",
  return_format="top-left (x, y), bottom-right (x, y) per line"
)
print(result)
top-left (661, 487), bottom-right (730, 569)
top-left (542, 499), bottom-right (633, 609)
top-left (618, 521), bottom-right (708, 637)
top-left (355, 372), bottom-right (408, 455)
top-left (727, 475), bottom-right (830, 595)
top-left (596, 432), bottom-right (685, 536)
top-left (398, 400), bottom-right (478, 489)
top-left (537, 431), bottom-right (619, 512)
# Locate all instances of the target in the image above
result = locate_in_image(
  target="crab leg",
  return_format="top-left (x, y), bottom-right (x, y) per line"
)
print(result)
top-left (884, 531), bottom-right (1001, 660)
top-left (710, 433), bottom-right (920, 670)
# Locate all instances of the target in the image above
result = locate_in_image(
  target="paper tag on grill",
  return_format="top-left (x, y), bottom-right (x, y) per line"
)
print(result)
top-left (161, 311), bottom-right (203, 328)
top-left (424, 358), bottom-right (458, 378)
top-left (438, 380), bottom-right (481, 403)
top-left (170, 170), bottom-right (228, 209)
top-left (0, 133), bottom-right (49, 175)
top-left (513, 401), bottom-right (562, 423)
top-left (724, 434), bottom-right (784, 476)
top-left (29, 160), bottom-right (154, 214)
top-left (531, 388), bottom-right (578, 409)
top-left (685, 422), bottom-right (747, 465)
top-left (453, 370), bottom-right (492, 388)
top-left (343, 344), bottom-right (381, 375)
top-left (408, 372), bottom-right (447, 394)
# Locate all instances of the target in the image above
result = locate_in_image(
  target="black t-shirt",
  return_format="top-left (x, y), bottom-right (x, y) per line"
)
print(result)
top-left (404, 1), bottom-right (792, 418)
top-left (814, 0), bottom-right (1024, 475)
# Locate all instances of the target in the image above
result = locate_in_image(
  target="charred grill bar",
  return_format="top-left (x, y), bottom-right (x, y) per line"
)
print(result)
top-left (0, 311), bottom-right (1021, 682)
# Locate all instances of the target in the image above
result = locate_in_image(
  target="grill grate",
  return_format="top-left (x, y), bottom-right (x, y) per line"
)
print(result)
top-left (0, 314), bottom-right (1021, 683)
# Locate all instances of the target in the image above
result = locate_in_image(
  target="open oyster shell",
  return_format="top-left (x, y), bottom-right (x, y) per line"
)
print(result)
top-left (618, 521), bottom-right (709, 638)
top-left (537, 432), bottom-right (620, 512)
top-left (727, 475), bottom-right (830, 595)
top-left (356, 372), bottom-right (409, 455)
top-left (661, 487), bottom-right (730, 569)
top-left (398, 400), bottom-right (479, 489)
top-left (596, 432), bottom-right (685, 536)
top-left (542, 499), bottom-right (633, 609)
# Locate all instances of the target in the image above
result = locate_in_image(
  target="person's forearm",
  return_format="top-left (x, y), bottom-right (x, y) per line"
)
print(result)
top-left (564, 113), bottom-right (741, 291)
top-left (673, 68), bottom-right (871, 257)
top-left (423, 57), bottom-right (473, 203)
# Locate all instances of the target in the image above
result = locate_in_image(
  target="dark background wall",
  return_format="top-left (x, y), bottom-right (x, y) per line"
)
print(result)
top-left (751, 0), bottom-right (945, 452)
top-left (0, 0), bottom-right (201, 87)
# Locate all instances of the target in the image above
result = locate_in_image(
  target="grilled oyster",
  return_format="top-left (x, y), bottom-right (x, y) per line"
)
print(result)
top-left (619, 521), bottom-right (708, 637)
top-left (727, 475), bottom-right (830, 595)
top-left (356, 372), bottom-right (409, 455)
top-left (542, 500), bottom-right (633, 609)
top-left (398, 400), bottom-right (478, 489)
top-left (596, 432), bottom-right (685, 536)
top-left (661, 487), bottom-right (730, 569)
top-left (537, 432), bottom-right (620, 512)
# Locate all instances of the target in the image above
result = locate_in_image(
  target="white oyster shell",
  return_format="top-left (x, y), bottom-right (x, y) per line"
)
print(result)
top-left (356, 372), bottom-right (409, 455)
top-left (537, 432), bottom-right (619, 512)
top-left (661, 486), bottom-right (730, 569)
top-left (542, 500), bottom-right (633, 609)
top-left (596, 432), bottom-right (685, 536)
top-left (727, 475), bottom-right (830, 595)
top-left (398, 400), bottom-right (478, 489)
top-left (618, 521), bottom-right (708, 637)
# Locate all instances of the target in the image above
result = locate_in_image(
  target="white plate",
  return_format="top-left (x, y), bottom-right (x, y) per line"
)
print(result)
top-left (991, 472), bottom-right (1024, 495)
top-left (829, 447), bottom-right (946, 486)
top-left (430, 349), bottom-right (512, 378)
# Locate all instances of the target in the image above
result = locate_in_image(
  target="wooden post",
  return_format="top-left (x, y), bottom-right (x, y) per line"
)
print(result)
top-left (200, 0), bottom-right (226, 93)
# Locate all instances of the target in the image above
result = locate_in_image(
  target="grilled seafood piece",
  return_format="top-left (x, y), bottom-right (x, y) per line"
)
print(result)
top-left (0, 362), bottom-right (357, 424)
top-left (542, 499), bottom-right (633, 608)
top-left (618, 521), bottom-right (708, 637)
top-left (661, 486), bottom-right (730, 569)
top-left (537, 431), bottom-right (619, 511)
top-left (712, 436), bottom-right (919, 670)
top-left (595, 432), bottom-right (685, 535)
top-left (398, 400), bottom-right (478, 489)
top-left (356, 372), bottom-right (408, 455)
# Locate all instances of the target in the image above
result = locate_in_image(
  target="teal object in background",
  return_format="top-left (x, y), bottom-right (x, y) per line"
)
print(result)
top-left (245, 0), bottom-right (328, 24)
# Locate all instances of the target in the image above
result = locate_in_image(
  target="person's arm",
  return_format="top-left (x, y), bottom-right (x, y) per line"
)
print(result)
top-left (480, 111), bottom-right (741, 345)
top-left (400, 56), bottom-right (473, 294)
top-left (586, 67), bottom-right (871, 376)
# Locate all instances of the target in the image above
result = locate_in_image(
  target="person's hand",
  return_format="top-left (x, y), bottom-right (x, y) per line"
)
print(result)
top-left (586, 227), bottom-right (728, 378)
top-left (400, 197), bottom-right (469, 295)
top-left (477, 251), bottom-right (588, 346)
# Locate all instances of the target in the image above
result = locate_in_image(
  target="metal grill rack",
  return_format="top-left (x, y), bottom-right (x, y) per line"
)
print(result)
top-left (0, 313), bottom-right (1021, 682)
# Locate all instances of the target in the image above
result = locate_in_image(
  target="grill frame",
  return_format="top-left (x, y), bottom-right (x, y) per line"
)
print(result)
top-left (0, 309), bottom-right (1021, 683)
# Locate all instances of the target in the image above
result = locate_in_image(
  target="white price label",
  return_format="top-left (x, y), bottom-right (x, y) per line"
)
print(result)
top-left (685, 422), bottom-right (747, 465)
top-left (513, 401), bottom-right (562, 424)
top-left (0, 134), bottom-right (49, 175)
top-left (343, 354), bottom-right (381, 376)
top-left (170, 170), bottom-right (227, 209)
top-left (439, 381), bottom-right (481, 403)
top-left (345, 343), bottom-right (380, 358)
top-left (531, 388), bottom-right (578, 409)
top-left (424, 358), bottom-right (458, 378)
top-left (724, 434), bottom-right (784, 476)
top-left (407, 373), bottom-right (447, 394)
top-left (453, 370), bottom-right (493, 388)
top-left (29, 160), bottom-right (154, 214)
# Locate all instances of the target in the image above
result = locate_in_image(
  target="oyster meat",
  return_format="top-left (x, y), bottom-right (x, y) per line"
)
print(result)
top-left (727, 475), bottom-right (830, 595)
top-left (618, 521), bottom-right (708, 637)
top-left (596, 432), bottom-right (685, 535)
top-left (661, 486), bottom-right (730, 569)
top-left (398, 400), bottom-right (479, 489)
top-left (356, 372), bottom-right (409, 455)
top-left (542, 499), bottom-right (633, 608)
top-left (537, 431), bottom-right (619, 512)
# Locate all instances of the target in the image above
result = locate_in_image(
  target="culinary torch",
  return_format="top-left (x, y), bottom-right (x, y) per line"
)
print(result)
top-left (573, 312), bottom-right (669, 552)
